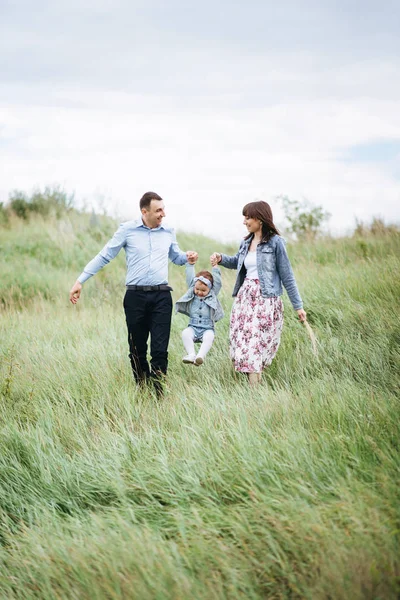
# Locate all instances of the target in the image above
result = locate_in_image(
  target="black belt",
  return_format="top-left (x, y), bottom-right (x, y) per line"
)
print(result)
top-left (126, 284), bottom-right (173, 292)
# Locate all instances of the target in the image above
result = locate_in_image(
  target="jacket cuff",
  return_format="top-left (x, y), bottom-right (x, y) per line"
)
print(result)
top-left (77, 272), bottom-right (91, 284)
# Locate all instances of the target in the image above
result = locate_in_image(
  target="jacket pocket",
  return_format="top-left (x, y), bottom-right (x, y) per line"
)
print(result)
top-left (237, 247), bottom-right (247, 268)
top-left (260, 246), bottom-right (275, 273)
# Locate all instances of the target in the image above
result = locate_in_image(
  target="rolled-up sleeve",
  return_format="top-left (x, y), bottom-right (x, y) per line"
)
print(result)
top-left (219, 244), bottom-right (242, 270)
top-left (168, 229), bottom-right (188, 265)
top-left (78, 224), bottom-right (127, 284)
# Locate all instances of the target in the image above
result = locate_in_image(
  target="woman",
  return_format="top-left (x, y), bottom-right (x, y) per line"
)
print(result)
top-left (210, 201), bottom-right (306, 385)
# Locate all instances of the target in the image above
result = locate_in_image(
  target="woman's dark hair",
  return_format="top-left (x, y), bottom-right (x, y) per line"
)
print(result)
top-left (242, 201), bottom-right (280, 243)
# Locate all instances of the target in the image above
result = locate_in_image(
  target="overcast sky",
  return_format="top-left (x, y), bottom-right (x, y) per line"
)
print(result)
top-left (1, 0), bottom-right (399, 241)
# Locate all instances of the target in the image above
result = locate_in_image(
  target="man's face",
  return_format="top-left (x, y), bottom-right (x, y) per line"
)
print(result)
top-left (194, 280), bottom-right (210, 297)
top-left (141, 199), bottom-right (166, 228)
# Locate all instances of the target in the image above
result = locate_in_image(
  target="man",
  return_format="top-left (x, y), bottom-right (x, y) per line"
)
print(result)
top-left (69, 191), bottom-right (198, 394)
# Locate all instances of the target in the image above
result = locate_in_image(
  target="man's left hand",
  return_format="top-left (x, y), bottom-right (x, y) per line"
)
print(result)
top-left (186, 251), bottom-right (198, 264)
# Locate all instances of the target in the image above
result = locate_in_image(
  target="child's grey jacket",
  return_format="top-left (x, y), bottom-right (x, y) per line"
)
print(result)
top-left (220, 234), bottom-right (303, 310)
top-left (175, 264), bottom-right (224, 326)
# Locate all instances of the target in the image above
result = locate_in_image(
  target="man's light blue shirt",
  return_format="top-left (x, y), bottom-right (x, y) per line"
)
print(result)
top-left (78, 219), bottom-right (188, 285)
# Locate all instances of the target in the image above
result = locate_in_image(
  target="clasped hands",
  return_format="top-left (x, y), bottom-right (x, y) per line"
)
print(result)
top-left (187, 251), bottom-right (222, 268)
top-left (210, 252), bottom-right (222, 267)
top-left (188, 251), bottom-right (222, 267)
top-left (186, 251), bottom-right (198, 264)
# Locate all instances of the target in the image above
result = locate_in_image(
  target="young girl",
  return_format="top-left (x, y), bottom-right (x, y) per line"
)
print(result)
top-left (210, 200), bottom-right (306, 385)
top-left (175, 263), bottom-right (224, 366)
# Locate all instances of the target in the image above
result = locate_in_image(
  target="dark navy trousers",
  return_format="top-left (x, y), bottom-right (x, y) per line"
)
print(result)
top-left (123, 289), bottom-right (173, 385)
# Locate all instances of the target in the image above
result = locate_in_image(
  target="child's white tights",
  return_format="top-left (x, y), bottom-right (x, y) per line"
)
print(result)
top-left (182, 327), bottom-right (215, 360)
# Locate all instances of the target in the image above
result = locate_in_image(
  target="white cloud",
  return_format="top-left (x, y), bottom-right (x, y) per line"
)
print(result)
top-left (0, 1), bottom-right (399, 243)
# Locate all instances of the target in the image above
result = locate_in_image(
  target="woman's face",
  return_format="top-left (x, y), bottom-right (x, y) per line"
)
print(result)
top-left (243, 215), bottom-right (262, 234)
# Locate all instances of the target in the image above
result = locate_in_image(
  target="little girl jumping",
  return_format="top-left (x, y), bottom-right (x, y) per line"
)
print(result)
top-left (175, 263), bottom-right (224, 366)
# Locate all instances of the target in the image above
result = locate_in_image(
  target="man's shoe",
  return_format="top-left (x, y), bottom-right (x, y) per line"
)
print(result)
top-left (194, 356), bottom-right (204, 366)
top-left (182, 354), bottom-right (196, 364)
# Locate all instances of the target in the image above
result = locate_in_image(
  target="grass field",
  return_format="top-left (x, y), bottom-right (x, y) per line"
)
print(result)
top-left (0, 212), bottom-right (399, 599)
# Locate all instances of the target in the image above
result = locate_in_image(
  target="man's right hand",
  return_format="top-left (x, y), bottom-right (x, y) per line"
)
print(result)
top-left (69, 281), bottom-right (82, 304)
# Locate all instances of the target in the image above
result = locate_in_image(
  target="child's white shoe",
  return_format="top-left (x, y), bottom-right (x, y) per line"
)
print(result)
top-left (182, 354), bottom-right (196, 364)
top-left (194, 356), bottom-right (204, 366)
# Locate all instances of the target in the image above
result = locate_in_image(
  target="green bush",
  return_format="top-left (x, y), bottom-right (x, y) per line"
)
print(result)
top-left (7, 186), bottom-right (75, 221)
top-left (9, 191), bottom-right (30, 220)
top-left (354, 217), bottom-right (399, 237)
top-left (30, 186), bottom-right (74, 217)
top-left (0, 202), bottom-right (9, 226)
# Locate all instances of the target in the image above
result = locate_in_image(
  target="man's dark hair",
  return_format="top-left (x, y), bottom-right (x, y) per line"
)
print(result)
top-left (139, 192), bottom-right (163, 210)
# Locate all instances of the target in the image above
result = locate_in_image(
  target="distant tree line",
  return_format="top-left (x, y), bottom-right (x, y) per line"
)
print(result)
top-left (0, 186), bottom-right (74, 225)
top-left (0, 186), bottom-right (397, 239)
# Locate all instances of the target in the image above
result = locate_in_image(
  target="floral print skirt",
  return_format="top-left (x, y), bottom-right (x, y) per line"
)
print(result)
top-left (230, 278), bottom-right (284, 373)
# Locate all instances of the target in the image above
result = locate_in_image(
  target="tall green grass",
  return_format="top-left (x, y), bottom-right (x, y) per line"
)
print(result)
top-left (0, 214), bottom-right (399, 598)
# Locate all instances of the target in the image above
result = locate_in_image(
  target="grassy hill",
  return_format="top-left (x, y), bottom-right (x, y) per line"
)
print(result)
top-left (0, 210), bottom-right (399, 599)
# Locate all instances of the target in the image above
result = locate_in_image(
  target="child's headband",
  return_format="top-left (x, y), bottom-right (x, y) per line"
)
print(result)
top-left (194, 276), bottom-right (212, 288)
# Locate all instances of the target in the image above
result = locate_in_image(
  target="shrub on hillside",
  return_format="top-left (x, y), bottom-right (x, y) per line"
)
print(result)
top-left (0, 202), bottom-right (10, 226)
top-left (7, 186), bottom-right (75, 221)
top-left (354, 217), bottom-right (399, 237)
top-left (9, 192), bottom-right (30, 220)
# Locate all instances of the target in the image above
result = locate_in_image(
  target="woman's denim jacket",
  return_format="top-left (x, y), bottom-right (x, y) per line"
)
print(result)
top-left (175, 264), bottom-right (224, 327)
top-left (220, 234), bottom-right (303, 310)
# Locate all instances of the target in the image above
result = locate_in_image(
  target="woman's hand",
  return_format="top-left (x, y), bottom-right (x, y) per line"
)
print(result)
top-left (297, 308), bottom-right (307, 322)
top-left (69, 281), bottom-right (82, 304)
top-left (210, 252), bottom-right (221, 267)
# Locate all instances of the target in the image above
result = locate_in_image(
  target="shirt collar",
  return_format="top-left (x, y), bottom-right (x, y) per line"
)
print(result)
top-left (134, 218), bottom-right (165, 231)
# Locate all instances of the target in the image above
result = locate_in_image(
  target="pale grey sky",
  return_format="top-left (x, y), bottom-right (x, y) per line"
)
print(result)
top-left (1, 0), bottom-right (399, 240)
